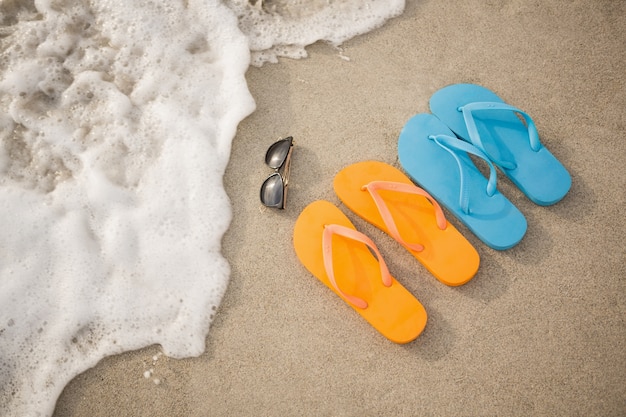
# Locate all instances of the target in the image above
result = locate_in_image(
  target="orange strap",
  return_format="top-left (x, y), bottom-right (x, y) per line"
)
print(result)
top-left (361, 181), bottom-right (447, 252)
top-left (322, 224), bottom-right (392, 309)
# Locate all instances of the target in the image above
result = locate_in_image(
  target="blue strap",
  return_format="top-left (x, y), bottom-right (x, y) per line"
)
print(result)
top-left (428, 134), bottom-right (498, 215)
top-left (458, 101), bottom-right (542, 169)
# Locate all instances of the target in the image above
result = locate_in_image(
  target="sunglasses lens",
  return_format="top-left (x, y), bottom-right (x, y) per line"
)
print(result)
top-left (260, 172), bottom-right (284, 208)
top-left (265, 137), bottom-right (293, 169)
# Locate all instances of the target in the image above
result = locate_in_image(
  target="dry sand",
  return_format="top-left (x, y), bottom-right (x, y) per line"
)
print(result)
top-left (53, 1), bottom-right (625, 416)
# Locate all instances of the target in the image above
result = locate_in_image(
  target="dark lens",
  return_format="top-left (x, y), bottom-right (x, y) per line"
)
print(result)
top-left (265, 137), bottom-right (293, 169)
top-left (260, 172), bottom-right (284, 208)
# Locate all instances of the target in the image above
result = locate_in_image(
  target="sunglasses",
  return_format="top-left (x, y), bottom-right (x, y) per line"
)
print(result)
top-left (260, 136), bottom-right (294, 209)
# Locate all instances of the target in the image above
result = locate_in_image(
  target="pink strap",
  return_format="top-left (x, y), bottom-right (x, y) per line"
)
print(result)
top-left (361, 181), bottom-right (447, 252)
top-left (322, 224), bottom-right (392, 309)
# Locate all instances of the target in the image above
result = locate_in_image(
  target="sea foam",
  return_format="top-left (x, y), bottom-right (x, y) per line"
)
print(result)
top-left (0, 1), bottom-right (404, 416)
top-left (225, 0), bottom-right (405, 65)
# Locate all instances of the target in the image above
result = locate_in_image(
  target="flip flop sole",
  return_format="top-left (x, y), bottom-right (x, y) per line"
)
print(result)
top-left (398, 114), bottom-right (527, 250)
top-left (293, 200), bottom-right (427, 343)
top-left (430, 83), bottom-right (571, 205)
top-left (334, 161), bottom-right (479, 286)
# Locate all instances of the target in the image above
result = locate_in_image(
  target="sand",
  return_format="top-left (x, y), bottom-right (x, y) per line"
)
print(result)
top-left (53, 1), bottom-right (625, 416)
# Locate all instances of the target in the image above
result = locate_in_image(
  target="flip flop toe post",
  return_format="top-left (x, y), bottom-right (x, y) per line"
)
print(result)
top-left (293, 200), bottom-right (427, 343)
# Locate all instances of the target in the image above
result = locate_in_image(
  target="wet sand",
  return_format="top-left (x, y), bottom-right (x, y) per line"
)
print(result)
top-left (54, 1), bottom-right (626, 416)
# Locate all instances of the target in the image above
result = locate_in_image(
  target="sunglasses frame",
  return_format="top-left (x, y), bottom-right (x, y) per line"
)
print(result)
top-left (260, 136), bottom-right (294, 209)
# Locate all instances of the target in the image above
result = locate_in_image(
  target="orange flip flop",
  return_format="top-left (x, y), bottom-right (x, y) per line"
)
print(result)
top-left (334, 161), bottom-right (479, 286)
top-left (293, 200), bottom-right (427, 344)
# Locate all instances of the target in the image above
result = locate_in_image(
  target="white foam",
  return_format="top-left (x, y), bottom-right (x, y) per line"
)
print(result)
top-left (0, 0), bottom-right (405, 416)
top-left (0, 0), bottom-right (254, 415)
top-left (226, 0), bottom-right (405, 65)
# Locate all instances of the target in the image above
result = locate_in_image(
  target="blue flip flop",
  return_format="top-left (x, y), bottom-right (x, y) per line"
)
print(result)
top-left (398, 113), bottom-right (527, 250)
top-left (429, 83), bottom-right (571, 206)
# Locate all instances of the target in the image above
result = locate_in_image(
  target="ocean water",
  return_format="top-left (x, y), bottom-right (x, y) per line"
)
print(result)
top-left (0, 0), bottom-right (404, 415)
